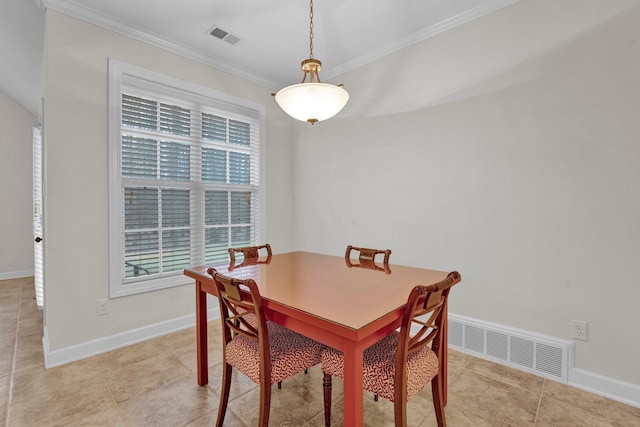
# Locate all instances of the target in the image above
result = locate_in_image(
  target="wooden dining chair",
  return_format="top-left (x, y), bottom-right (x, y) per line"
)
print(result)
top-left (207, 267), bottom-right (324, 427)
top-left (228, 243), bottom-right (272, 265)
top-left (227, 242), bottom-right (300, 387)
top-left (345, 245), bottom-right (392, 274)
top-left (345, 245), bottom-right (391, 269)
top-left (321, 271), bottom-right (462, 427)
top-left (228, 243), bottom-right (304, 387)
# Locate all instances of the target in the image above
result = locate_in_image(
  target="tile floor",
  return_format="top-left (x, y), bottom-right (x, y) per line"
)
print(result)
top-left (2, 277), bottom-right (640, 426)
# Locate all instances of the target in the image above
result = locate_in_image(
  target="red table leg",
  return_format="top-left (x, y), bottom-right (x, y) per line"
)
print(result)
top-left (342, 343), bottom-right (365, 427)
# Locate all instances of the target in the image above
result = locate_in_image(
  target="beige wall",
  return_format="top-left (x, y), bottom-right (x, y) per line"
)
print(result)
top-left (292, 0), bottom-right (640, 386)
top-left (42, 10), bottom-right (293, 351)
top-left (41, 0), bottom-right (640, 398)
top-left (0, 90), bottom-right (34, 278)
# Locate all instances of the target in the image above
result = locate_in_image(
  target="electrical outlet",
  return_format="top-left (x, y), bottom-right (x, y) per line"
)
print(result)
top-left (97, 299), bottom-right (109, 316)
top-left (572, 319), bottom-right (588, 341)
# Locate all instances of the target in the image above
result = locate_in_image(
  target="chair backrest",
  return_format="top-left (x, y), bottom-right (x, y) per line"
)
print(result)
top-left (394, 271), bottom-right (461, 403)
top-left (207, 267), bottom-right (271, 378)
top-left (345, 245), bottom-right (391, 266)
top-left (228, 243), bottom-right (272, 266)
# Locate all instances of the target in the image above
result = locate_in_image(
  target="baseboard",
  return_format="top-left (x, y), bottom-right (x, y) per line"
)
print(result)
top-left (43, 307), bottom-right (220, 368)
top-left (0, 269), bottom-right (34, 280)
top-left (448, 312), bottom-right (640, 409)
top-left (569, 368), bottom-right (640, 409)
top-left (41, 308), bottom-right (640, 409)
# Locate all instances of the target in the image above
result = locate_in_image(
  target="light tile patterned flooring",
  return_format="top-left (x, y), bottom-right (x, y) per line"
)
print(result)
top-left (2, 277), bottom-right (640, 426)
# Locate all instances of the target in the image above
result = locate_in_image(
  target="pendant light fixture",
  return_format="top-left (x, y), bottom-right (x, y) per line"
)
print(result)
top-left (274, 0), bottom-right (349, 125)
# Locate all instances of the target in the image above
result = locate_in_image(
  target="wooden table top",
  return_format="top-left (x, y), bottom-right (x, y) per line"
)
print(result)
top-left (185, 251), bottom-right (449, 331)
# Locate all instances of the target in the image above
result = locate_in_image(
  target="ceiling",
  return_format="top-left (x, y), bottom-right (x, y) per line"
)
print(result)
top-left (1, 0), bottom-right (520, 117)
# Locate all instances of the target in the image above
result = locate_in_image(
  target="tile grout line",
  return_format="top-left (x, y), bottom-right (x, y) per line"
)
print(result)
top-left (462, 356), bottom-right (546, 397)
top-left (4, 282), bottom-right (24, 427)
top-left (457, 357), bottom-right (547, 425)
top-left (98, 366), bottom-right (125, 424)
top-left (532, 378), bottom-right (546, 425)
top-left (463, 367), bottom-right (543, 397)
top-left (534, 378), bottom-right (634, 422)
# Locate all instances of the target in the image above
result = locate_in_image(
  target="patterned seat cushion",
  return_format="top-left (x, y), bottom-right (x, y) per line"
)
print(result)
top-left (226, 320), bottom-right (324, 385)
top-left (321, 331), bottom-right (439, 402)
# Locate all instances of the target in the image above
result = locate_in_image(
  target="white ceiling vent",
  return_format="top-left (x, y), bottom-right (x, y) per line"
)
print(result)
top-left (207, 25), bottom-right (241, 45)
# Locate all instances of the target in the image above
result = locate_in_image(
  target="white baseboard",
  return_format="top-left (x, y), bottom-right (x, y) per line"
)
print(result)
top-left (569, 368), bottom-right (640, 409)
top-left (0, 270), bottom-right (34, 280)
top-left (43, 307), bottom-right (220, 368)
top-left (448, 313), bottom-right (640, 410)
top-left (41, 308), bottom-right (640, 410)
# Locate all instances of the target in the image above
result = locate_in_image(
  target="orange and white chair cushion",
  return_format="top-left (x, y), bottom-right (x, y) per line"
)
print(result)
top-left (226, 320), bottom-right (324, 385)
top-left (321, 331), bottom-right (439, 402)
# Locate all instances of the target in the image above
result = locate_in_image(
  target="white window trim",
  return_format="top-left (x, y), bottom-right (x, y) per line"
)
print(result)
top-left (108, 59), bottom-right (266, 298)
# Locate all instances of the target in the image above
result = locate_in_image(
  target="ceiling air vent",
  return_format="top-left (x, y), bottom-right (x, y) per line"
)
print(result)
top-left (208, 25), bottom-right (241, 45)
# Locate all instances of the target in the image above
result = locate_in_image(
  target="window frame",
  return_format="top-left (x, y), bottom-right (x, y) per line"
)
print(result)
top-left (108, 59), bottom-right (266, 298)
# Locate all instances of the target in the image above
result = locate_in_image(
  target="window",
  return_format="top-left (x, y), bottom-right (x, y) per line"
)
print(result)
top-left (33, 125), bottom-right (44, 309)
top-left (108, 60), bottom-right (265, 297)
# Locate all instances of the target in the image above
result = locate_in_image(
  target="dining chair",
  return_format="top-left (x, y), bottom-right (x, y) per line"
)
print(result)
top-left (345, 245), bottom-right (392, 274)
top-left (228, 243), bottom-right (305, 387)
top-left (228, 243), bottom-right (272, 265)
top-left (207, 267), bottom-right (325, 427)
top-left (345, 245), bottom-right (391, 269)
top-left (321, 271), bottom-right (462, 427)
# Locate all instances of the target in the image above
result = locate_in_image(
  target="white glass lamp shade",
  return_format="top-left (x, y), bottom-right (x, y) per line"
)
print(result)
top-left (275, 82), bottom-right (349, 124)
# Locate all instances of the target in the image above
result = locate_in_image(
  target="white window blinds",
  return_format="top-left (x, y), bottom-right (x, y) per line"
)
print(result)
top-left (32, 125), bottom-right (44, 309)
top-left (109, 61), bottom-right (263, 297)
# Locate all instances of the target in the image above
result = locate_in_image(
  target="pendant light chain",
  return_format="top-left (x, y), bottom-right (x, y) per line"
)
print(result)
top-left (309, 0), bottom-right (314, 59)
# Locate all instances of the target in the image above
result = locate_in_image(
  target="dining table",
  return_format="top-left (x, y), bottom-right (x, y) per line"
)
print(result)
top-left (184, 251), bottom-right (454, 427)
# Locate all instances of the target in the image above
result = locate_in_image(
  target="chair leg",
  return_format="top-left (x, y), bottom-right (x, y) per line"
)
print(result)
top-left (323, 373), bottom-right (332, 427)
top-left (216, 363), bottom-right (233, 427)
top-left (393, 397), bottom-right (408, 427)
top-left (431, 374), bottom-right (446, 427)
top-left (374, 394), bottom-right (378, 401)
top-left (277, 381), bottom-right (282, 389)
top-left (258, 382), bottom-right (272, 427)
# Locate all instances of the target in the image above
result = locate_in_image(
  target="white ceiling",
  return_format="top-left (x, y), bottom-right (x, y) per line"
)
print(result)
top-left (1, 0), bottom-right (520, 117)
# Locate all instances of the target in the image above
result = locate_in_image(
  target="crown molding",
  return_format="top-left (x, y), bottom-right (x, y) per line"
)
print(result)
top-left (323, 0), bottom-right (521, 81)
top-left (41, 0), bottom-right (521, 87)
top-left (40, 0), bottom-right (279, 89)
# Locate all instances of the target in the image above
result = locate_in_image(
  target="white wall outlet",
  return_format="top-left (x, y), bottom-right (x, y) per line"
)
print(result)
top-left (572, 319), bottom-right (588, 341)
top-left (97, 299), bottom-right (109, 315)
